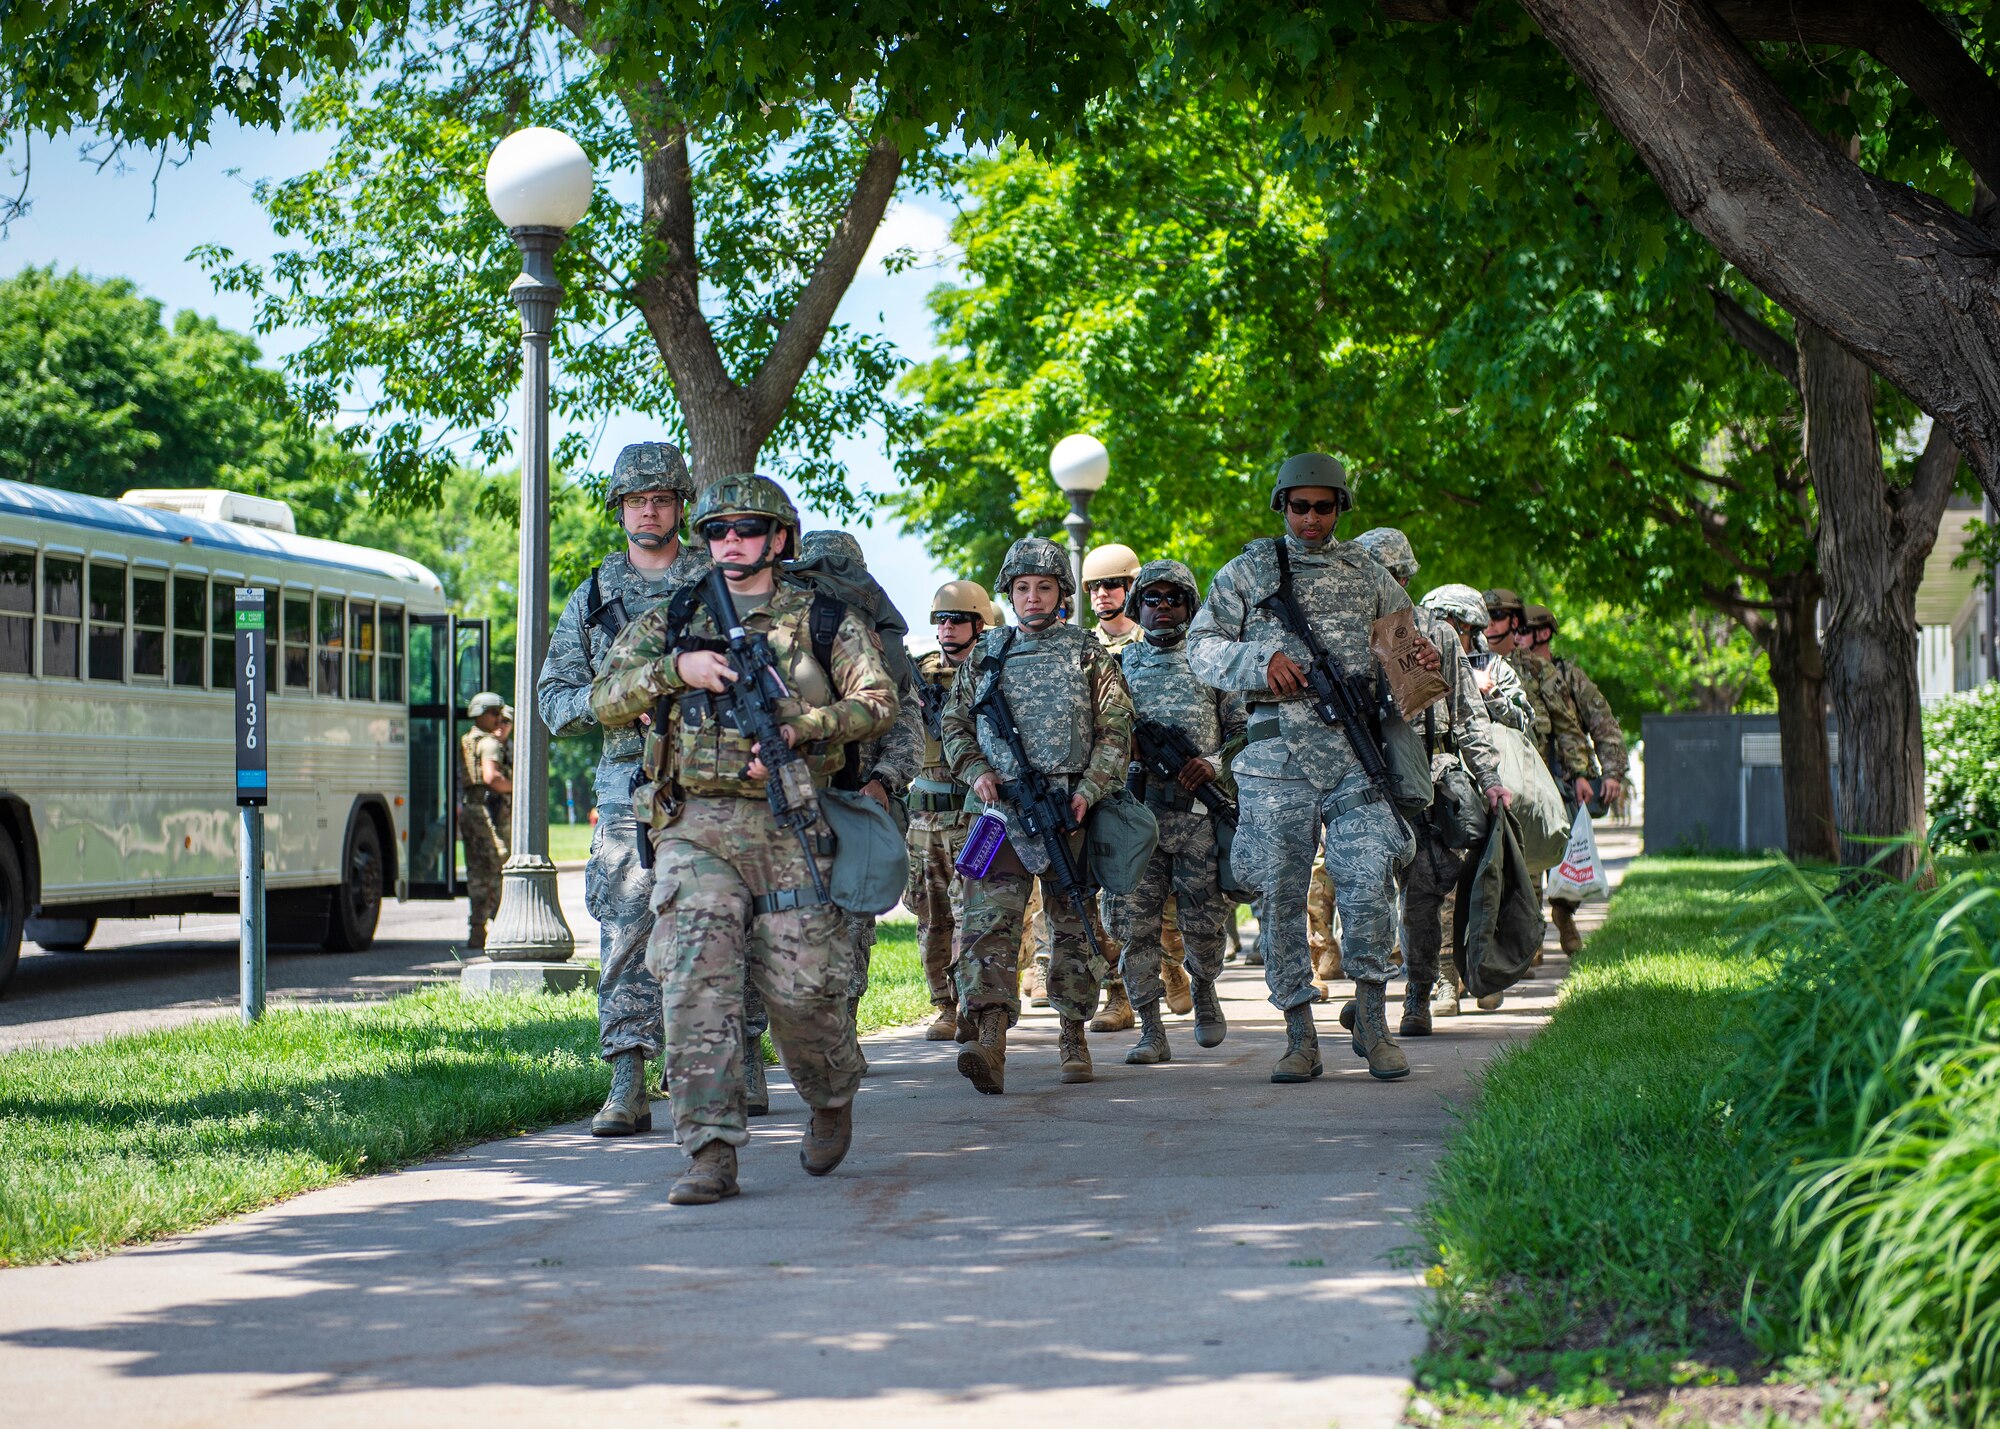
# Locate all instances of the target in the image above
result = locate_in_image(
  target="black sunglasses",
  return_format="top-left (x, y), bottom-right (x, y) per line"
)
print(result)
top-left (697, 516), bottom-right (776, 541)
top-left (1138, 591), bottom-right (1188, 608)
top-left (1085, 578), bottom-right (1130, 593)
top-left (933, 612), bottom-right (979, 626)
top-left (1286, 498), bottom-right (1342, 516)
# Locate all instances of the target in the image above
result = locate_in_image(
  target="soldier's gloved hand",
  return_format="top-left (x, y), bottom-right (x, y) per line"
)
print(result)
top-left (1602, 776), bottom-right (1623, 805)
top-left (1267, 650), bottom-right (1308, 695)
top-left (1486, 784), bottom-right (1514, 811)
top-left (1573, 776), bottom-right (1593, 808)
top-left (974, 772), bottom-right (1002, 805)
top-left (675, 650), bottom-right (738, 693)
top-left (745, 724), bottom-right (799, 780)
top-left (1176, 756), bottom-right (1216, 791)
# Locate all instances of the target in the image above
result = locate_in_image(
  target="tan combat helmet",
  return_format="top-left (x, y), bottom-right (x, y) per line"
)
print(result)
top-left (1523, 603), bottom-right (1557, 633)
top-left (930, 579), bottom-right (994, 623)
top-left (1080, 543), bottom-right (1141, 587)
top-left (1482, 587), bottom-right (1525, 619)
top-left (467, 691), bottom-right (506, 718)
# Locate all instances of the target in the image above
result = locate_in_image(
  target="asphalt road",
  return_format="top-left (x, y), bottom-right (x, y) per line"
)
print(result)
top-left (0, 867), bottom-right (600, 1054)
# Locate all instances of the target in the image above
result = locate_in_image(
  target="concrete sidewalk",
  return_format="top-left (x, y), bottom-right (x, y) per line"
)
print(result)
top-left (0, 829), bottom-right (1641, 1429)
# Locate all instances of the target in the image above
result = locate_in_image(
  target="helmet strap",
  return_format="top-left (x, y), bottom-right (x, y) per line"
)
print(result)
top-left (714, 529), bottom-right (783, 579)
top-left (1018, 608), bottom-right (1064, 632)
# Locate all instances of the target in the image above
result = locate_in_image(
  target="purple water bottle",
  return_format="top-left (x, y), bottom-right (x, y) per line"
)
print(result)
top-left (954, 811), bottom-right (1008, 879)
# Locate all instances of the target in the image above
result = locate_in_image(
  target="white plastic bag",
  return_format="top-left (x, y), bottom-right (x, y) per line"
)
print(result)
top-left (1549, 805), bottom-right (1608, 901)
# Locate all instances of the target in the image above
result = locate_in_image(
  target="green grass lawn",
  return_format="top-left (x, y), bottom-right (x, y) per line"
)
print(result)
top-left (0, 920), bottom-right (931, 1266)
top-left (547, 821), bottom-right (594, 863)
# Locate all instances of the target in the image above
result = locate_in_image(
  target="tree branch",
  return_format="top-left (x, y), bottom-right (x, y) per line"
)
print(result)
top-left (1893, 417), bottom-right (1963, 584)
top-left (745, 137), bottom-right (903, 435)
top-left (1708, 285), bottom-right (1799, 388)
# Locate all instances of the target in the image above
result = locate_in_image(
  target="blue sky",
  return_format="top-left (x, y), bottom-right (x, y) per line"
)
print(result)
top-left (0, 122), bottom-right (971, 631)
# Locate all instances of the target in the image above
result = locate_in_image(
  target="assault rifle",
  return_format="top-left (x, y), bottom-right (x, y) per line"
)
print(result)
top-left (1253, 540), bottom-right (1402, 817)
top-left (1129, 718), bottom-right (1237, 824)
top-left (972, 673), bottom-right (1106, 966)
top-left (696, 566), bottom-right (830, 901)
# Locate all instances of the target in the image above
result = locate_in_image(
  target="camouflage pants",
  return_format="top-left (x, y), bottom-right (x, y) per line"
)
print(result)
top-left (1104, 809), bottom-right (1228, 1007)
top-left (1032, 885), bottom-right (1115, 978)
top-left (908, 816), bottom-right (969, 1007)
top-left (842, 910), bottom-right (876, 1001)
top-left (1399, 827), bottom-right (1466, 991)
top-left (1236, 771), bottom-right (1413, 1009)
top-left (646, 797), bottom-right (864, 1155)
top-left (1308, 856), bottom-right (1343, 979)
top-left (586, 808), bottom-right (662, 1061)
top-left (959, 862), bottom-right (1106, 1027)
top-left (459, 801), bottom-right (504, 924)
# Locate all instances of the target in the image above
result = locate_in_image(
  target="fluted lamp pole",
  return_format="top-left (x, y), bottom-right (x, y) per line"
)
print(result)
top-left (1049, 433), bottom-right (1110, 625)
top-left (481, 126), bottom-right (592, 964)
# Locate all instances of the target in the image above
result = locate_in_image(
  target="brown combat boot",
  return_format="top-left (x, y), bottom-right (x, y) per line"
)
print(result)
top-left (668, 1143), bottom-right (739, 1205)
top-left (1089, 981), bottom-right (1135, 1033)
top-left (1270, 1003), bottom-right (1323, 1083)
top-left (1350, 980), bottom-right (1410, 1080)
top-left (1161, 959), bottom-right (1194, 1016)
top-left (1058, 1017), bottom-right (1094, 1083)
top-left (800, 1102), bottom-right (854, 1177)
top-left (956, 1007), bottom-right (1006, 1094)
top-left (924, 1002), bottom-right (958, 1041)
top-left (1550, 900), bottom-right (1583, 956)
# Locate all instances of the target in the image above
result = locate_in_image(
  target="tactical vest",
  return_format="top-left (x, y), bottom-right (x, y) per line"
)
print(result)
top-left (458, 729), bottom-right (484, 805)
top-left (974, 625), bottom-right (1093, 779)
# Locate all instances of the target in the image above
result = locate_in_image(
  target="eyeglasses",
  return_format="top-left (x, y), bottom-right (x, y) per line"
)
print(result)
top-left (1138, 591), bottom-right (1188, 608)
top-left (1085, 579), bottom-right (1129, 594)
top-left (697, 516), bottom-right (776, 541)
top-left (933, 612), bottom-right (979, 627)
top-left (1286, 498), bottom-right (1343, 516)
top-left (621, 494), bottom-right (680, 512)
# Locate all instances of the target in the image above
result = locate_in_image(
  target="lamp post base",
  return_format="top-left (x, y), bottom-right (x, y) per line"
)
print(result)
top-left (461, 959), bottom-right (599, 997)
top-left (484, 857), bottom-right (576, 963)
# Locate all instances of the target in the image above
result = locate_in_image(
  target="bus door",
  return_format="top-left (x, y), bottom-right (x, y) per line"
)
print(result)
top-left (405, 616), bottom-right (487, 898)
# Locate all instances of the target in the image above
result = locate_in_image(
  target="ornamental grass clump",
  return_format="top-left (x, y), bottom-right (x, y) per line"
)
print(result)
top-left (1726, 859), bottom-right (2000, 1422)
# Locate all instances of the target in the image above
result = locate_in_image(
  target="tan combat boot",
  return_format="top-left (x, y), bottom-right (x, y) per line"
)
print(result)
top-left (1161, 959), bottom-right (1194, 1016)
top-left (1058, 1017), bottom-right (1094, 1083)
top-left (1549, 901), bottom-right (1583, 956)
top-left (1025, 959), bottom-right (1051, 1008)
top-left (1434, 966), bottom-right (1462, 1018)
top-left (800, 1102), bottom-right (854, 1177)
top-left (668, 1143), bottom-right (740, 1205)
top-left (956, 1006), bottom-right (1006, 1094)
top-left (1270, 1003), bottom-right (1323, 1083)
top-left (924, 1002), bottom-right (958, 1041)
top-left (1350, 981), bottom-right (1410, 1080)
top-left (1089, 980), bottom-right (1136, 1033)
top-left (591, 1049), bottom-right (652, 1137)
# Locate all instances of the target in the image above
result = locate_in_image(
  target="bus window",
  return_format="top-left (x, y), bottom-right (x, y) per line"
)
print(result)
top-left (379, 606), bottom-right (405, 702)
top-left (172, 574), bottom-right (205, 687)
top-left (283, 590), bottom-right (312, 691)
top-left (348, 600), bottom-right (375, 700)
top-left (133, 571), bottom-right (166, 678)
top-left (0, 550), bottom-right (30, 675)
top-left (88, 561), bottom-right (126, 681)
top-left (209, 580), bottom-right (236, 689)
top-left (317, 594), bottom-right (344, 697)
top-left (42, 555), bottom-right (82, 679)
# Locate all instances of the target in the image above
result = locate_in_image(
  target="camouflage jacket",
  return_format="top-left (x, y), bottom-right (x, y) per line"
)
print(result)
top-left (588, 578), bottom-right (896, 817)
top-left (1094, 620), bottom-right (1143, 661)
top-left (913, 647), bottom-right (970, 790)
top-left (843, 627), bottom-right (923, 800)
top-left (1410, 605), bottom-right (1504, 793)
top-left (537, 545), bottom-right (709, 811)
top-left (1185, 534), bottom-right (1414, 793)
top-left (940, 620), bottom-right (1134, 812)
top-left (1120, 635), bottom-right (1248, 804)
top-left (1510, 651), bottom-right (1594, 780)
top-left (1471, 639), bottom-right (1534, 732)
top-left (1550, 655), bottom-right (1628, 780)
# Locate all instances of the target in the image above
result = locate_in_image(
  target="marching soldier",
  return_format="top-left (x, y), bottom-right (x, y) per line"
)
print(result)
top-left (590, 474), bottom-right (894, 1205)
top-left (1106, 559), bottom-right (1245, 1063)
top-left (458, 691), bottom-right (510, 949)
top-left (1185, 453), bottom-right (1441, 1083)
top-left (538, 440), bottom-right (707, 1138)
top-left (1523, 605), bottom-right (1627, 954)
top-left (940, 536), bottom-right (1135, 1093)
top-left (908, 580), bottom-right (994, 1040)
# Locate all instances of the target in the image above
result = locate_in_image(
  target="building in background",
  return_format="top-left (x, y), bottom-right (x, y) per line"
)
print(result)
top-left (1917, 496), bottom-right (1998, 699)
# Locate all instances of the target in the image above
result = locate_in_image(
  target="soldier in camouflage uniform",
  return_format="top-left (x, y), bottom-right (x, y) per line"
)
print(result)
top-left (940, 536), bottom-right (1135, 1093)
top-left (1186, 453), bottom-right (1442, 1083)
top-left (794, 529), bottom-right (924, 1071)
top-left (1348, 533), bottom-right (1513, 1040)
top-left (458, 691), bottom-right (510, 948)
top-left (538, 440), bottom-right (707, 1137)
top-left (908, 579), bottom-right (993, 1040)
top-left (590, 474), bottom-right (894, 1205)
top-left (1522, 605), bottom-right (1627, 954)
top-left (1105, 559), bottom-right (1246, 1064)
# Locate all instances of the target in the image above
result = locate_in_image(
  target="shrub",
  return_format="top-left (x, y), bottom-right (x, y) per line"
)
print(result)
top-left (1926, 684), bottom-right (2000, 850)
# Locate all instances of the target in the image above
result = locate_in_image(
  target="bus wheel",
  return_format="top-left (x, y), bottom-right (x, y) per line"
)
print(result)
top-left (325, 817), bottom-right (384, 953)
top-left (25, 916), bottom-right (94, 952)
top-left (0, 837), bottom-right (23, 996)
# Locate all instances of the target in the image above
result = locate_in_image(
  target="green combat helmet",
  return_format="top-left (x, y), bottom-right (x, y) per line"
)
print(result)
top-left (1421, 583), bottom-right (1491, 629)
top-left (1123, 558), bottom-right (1202, 618)
top-left (1271, 452), bottom-right (1351, 513)
top-left (1354, 527), bottom-right (1419, 581)
top-left (995, 535), bottom-right (1075, 599)
top-left (691, 473), bottom-right (801, 574)
top-left (604, 441), bottom-right (694, 515)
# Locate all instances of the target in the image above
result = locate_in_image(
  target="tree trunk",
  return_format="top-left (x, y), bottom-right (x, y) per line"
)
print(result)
top-left (1764, 570), bottom-right (1838, 862)
top-left (1797, 320), bottom-right (1930, 876)
top-left (680, 404), bottom-right (765, 489)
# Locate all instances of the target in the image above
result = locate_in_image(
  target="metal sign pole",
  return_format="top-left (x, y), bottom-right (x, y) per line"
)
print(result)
top-left (235, 588), bottom-right (269, 1024)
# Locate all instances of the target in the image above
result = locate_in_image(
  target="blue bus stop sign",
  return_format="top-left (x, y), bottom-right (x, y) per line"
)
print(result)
top-left (234, 589), bottom-right (268, 807)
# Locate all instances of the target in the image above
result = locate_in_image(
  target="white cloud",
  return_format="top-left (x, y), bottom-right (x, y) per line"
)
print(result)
top-left (862, 199), bottom-right (959, 276)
